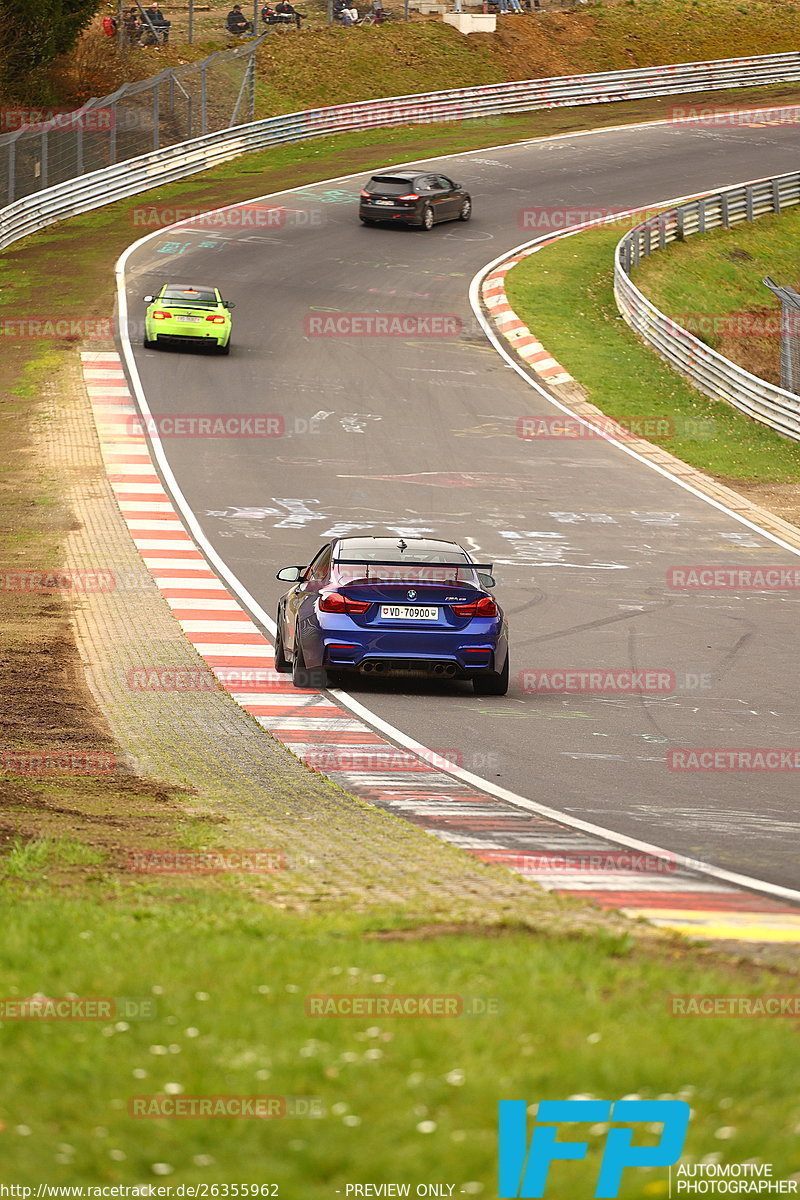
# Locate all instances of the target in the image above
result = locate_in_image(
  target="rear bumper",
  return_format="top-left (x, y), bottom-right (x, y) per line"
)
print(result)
top-left (359, 202), bottom-right (421, 224)
top-left (151, 330), bottom-right (229, 346)
top-left (319, 629), bottom-right (507, 676)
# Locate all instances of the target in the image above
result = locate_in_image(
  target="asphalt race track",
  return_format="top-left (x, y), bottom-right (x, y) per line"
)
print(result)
top-left (120, 114), bottom-right (800, 892)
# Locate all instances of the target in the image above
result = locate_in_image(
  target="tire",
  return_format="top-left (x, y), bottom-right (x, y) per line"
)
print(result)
top-left (472, 653), bottom-right (509, 696)
top-left (458, 197), bottom-right (472, 221)
top-left (360, 217), bottom-right (376, 225)
top-left (274, 621), bottom-right (291, 673)
top-left (420, 204), bottom-right (434, 231)
top-left (292, 641), bottom-right (329, 690)
top-left (216, 339), bottom-right (231, 355)
top-left (143, 336), bottom-right (156, 349)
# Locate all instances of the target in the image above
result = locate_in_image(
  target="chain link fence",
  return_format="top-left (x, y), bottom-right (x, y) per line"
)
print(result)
top-left (763, 276), bottom-right (800, 395)
top-left (0, 35), bottom-right (265, 205)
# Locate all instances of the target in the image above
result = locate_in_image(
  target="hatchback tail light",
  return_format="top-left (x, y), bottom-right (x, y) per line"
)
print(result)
top-left (398, 193), bottom-right (419, 201)
top-left (318, 592), bottom-right (370, 615)
top-left (360, 190), bottom-right (370, 198)
top-left (451, 595), bottom-right (499, 618)
top-left (206, 314), bottom-right (226, 323)
top-left (152, 310), bottom-right (171, 320)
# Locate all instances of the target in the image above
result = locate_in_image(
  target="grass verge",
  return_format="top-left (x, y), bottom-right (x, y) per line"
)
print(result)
top-left (504, 219), bottom-right (800, 521)
top-left (632, 204), bottom-right (800, 389)
top-left (1, 896), bottom-right (799, 1188)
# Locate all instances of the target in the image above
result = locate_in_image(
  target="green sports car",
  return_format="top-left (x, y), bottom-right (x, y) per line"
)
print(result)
top-left (143, 284), bottom-right (235, 354)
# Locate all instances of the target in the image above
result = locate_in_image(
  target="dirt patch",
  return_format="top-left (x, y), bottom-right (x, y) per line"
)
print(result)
top-left (719, 478), bottom-right (800, 528)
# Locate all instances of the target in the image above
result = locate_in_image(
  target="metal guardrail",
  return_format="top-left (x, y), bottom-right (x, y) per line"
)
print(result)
top-left (3, 52), bottom-right (800, 254)
top-left (615, 173), bottom-right (800, 442)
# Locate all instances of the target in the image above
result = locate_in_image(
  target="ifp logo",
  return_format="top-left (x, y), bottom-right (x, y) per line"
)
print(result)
top-left (498, 1099), bottom-right (690, 1198)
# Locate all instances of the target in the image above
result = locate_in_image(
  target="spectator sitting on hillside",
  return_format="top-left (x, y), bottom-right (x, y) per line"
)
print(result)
top-left (262, 3), bottom-right (279, 20)
top-left (333, 0), bottom-right (355, 23)
top-left (275, 0), bottom-right (305, 25)
top-left (143, 3), bottom-right (171, 42)
top-left (226, 4), bottom-right (253, 32)
top-left (102, 14), bottom-right (118, 36)
top-left (123, 7), bottom-right (141, 40)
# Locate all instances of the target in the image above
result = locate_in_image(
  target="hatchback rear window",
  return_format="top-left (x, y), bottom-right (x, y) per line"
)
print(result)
top-left (161, 286), bottom-right (217, 305)
top-left (366, 177), bottom-right (416, 194)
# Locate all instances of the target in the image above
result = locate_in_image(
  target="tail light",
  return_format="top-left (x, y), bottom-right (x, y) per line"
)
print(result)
top-left (451, 595), bottom-right (499, 618)
top-left (398, 193), bottom-right (419, 201)
top-left (206, 314), bottom-right (226, 323)
top-left (360, 190), bottom-right (370, 198)
top-left (152, 310), bottom-right (171, 320)
top-left (319, 592), bottom-right (370, 615)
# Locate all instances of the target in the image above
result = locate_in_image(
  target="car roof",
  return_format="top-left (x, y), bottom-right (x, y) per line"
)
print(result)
top-left (368, 172), bottom-right (421, 182)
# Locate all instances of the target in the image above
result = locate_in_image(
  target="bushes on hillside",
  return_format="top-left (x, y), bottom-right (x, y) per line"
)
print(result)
top-left (0, 0), bottom-right (101, 100)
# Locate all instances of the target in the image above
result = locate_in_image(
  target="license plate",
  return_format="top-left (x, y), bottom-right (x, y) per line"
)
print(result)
top-left (374, 199), bottom-right (394, 206)
top-left (380, 605), bottom-right (438, 621)
top-left (177, 315), bottom-right (203, 323)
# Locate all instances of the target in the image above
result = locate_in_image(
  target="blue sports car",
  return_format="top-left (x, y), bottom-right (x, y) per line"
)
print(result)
top-left (274, 536), bottom-right (509, 695)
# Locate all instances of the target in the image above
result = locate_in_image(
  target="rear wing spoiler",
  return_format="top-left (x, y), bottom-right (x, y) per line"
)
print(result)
top-left (334, 559), bottom-right (493, 570)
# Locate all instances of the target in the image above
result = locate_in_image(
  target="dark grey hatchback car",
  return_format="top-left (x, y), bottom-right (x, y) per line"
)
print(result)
top-left (359, 171), bottom-right (472, 230)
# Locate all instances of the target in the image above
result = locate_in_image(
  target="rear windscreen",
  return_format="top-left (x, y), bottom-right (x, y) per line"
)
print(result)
top-left (161, 286), bottom-right (217, 305)
top-left (333, 548), bottom-right (478, 586)
top-left (367, 177), bottom-right (415, 194)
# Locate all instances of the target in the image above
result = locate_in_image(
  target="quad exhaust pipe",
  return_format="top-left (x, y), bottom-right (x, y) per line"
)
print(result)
top-left (362, 661), bottom-right (387, 674)
top-left (433, 663), bottom-right (457, 678)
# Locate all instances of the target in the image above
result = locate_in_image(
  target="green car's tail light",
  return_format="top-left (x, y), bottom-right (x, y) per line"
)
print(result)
top-left (205, 314), bottom-right (226, 324)
top-left (152, 310), bottom-right (172, 320)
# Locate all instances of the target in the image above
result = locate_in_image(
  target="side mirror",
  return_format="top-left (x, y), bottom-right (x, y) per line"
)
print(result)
top-left (143, 295), bottom-right (154, 303)
top-left (223, 300), bottom-right (236, 310)
top-left (478, 572), bottom-right (495, 590)
top-left (276, 565), bottom-right (303, 582)
top-left (453, 182), bottom-right (463, 190)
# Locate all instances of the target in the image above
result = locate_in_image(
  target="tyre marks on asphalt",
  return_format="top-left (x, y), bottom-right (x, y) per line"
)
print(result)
top-left (83, 350), bottom-right (800, 943)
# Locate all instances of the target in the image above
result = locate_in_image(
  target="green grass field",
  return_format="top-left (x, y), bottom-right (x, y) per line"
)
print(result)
top-left (632, 204), bottom-right (800, 388)
top-left (2, 885), bottom-right (800, 1191)
top-left (504, 222), bottom-right (800, 487)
